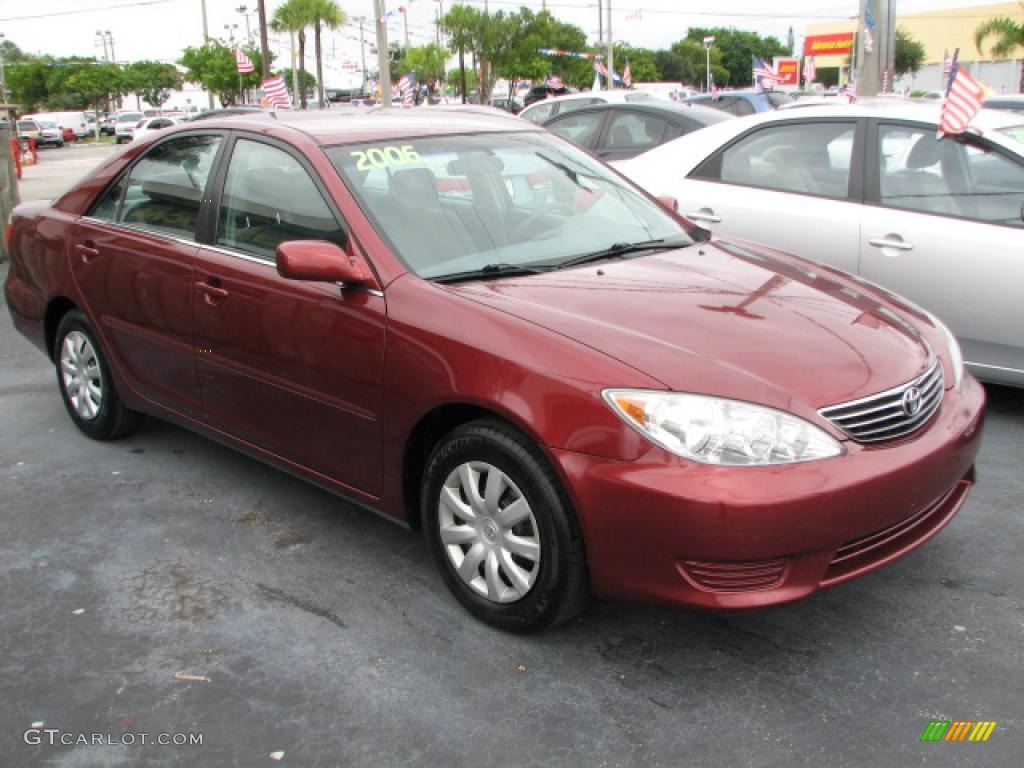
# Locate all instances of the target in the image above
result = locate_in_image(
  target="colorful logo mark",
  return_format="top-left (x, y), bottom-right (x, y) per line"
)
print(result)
top-left (921, 721), bottom-right (997, 742)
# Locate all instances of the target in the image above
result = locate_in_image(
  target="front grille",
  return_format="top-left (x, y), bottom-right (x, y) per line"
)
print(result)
top-left (819, 361), bottom-right (944, 443)
top-left (679, 558), bottom-right (788, 592)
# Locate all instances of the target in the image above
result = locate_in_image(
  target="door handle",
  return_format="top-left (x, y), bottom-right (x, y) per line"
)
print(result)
top-left (685, 209), bottom-right (722, 224)
top-left (195, 281), bottom-right (229, 304)
top-left (868, 237), bottom-right (914, 252)
top-left (75, 242), bottom-right (100, 262)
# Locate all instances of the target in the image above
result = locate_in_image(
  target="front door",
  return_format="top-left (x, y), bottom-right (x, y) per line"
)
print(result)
top-left (69, 133), bottom-right (224, 418)
top-left (192, 136), bottom-right (387, 495)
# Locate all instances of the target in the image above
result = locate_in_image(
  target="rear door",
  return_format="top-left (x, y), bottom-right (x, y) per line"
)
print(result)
top-left (192, 135), bottom-right (387, 494)
top-left (680, 117), bottom-right (865, 275)
top-left (69, 132), bottom-right (224, 417)
top-left (595, 109), bottom-right (673, 161)
top-left (859, 119), bottom-right (1024, 378)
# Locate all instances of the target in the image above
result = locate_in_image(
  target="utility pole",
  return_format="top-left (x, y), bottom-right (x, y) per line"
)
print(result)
top-left (257, 0), bottom-right (271, 78)
top-left (200, 0), bottom-right (215, 109)
top-left (606, 0), bottom-right (613, 90)
top-left (96, 31), bottom-right (109, 61)
top-left (855, 0), bottom-right (893, 96)
top-left (401, 7), bottom-right (409, 49)
top-left (375, 0), bottom-right (392, 107)
top-left (107, 32), bottom-right (116, 64)
top-left (597, 3), bottom-right (602, 50)
top-left (290, 30), bottom-right (299, 105)
top-left (357, 17), bottom-right (368, 92)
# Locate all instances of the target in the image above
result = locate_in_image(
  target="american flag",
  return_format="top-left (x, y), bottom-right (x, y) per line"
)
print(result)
top-left (594, 58), bottom-right (608, 77)
top-left (261, 76), bottom-right (291, 109)
top-left (840, 83), bottom-right (857, 103)
top-left (235, 49), bottom-right (255, 74)
top-left (397, 72), bottom-right (417, 107)
top-left (939, 52), bottom-right (985, 136)
top-left (943, 49), bottom-right (953, 75)
top-left (804, 55), bottom-right (816, 84)
top-left (752, 56), bottom-right (777, 90)
top-left (623, 59), bottom-right (632, 88)
top-left (547, 74), bottom-right (564, 90)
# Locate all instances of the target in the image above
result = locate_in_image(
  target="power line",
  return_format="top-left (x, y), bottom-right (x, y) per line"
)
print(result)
top-left (0, 0), bottom-right (177, 23)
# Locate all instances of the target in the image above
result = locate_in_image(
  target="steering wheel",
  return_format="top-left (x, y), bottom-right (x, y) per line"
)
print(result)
top-left (510, 203), bottom-right (574, 242)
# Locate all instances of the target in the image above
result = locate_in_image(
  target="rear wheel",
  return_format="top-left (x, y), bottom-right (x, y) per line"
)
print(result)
top-left (55, 310), bottom-right (144, 440)
top-left (422, 419), bottom-right (590, 631)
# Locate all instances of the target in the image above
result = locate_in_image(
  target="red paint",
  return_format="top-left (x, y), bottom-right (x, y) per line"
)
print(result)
top-left (804, 33), bottom-right (855, 57)
top-left (3, 112), bottom-right (986, 612)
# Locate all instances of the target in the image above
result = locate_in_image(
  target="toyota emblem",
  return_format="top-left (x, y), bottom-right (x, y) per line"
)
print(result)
top-left (902, 386), bottom-right (923, 417)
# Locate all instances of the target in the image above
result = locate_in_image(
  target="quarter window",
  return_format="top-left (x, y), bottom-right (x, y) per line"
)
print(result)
top-left (119, 134), bottom-right (222, 239)
top-left (217, 139), bottom-right (346, 260)
top-left (547, 111), bottom-right (604, 148)
top-left (694, 122), bottom-right (855, 199)
top-left (605, 111), bottom-right (670, 151)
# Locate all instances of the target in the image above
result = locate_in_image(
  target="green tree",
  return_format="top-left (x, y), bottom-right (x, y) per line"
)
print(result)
top-left (122, 61), bottom-right (184, 109)
top-left (441, 4), bottom-right (480, 104)
top-left (671, 39), bottom-right (728, 89)
top-left (685, 27), bottom-right (788, 87)
top-left (975, 16), bottom-right (1024, 92)
top-left (179, 42), bottom-right (264, 106)
top-left (6, 58), bottom-right (56, 112)
top-left (614, 43), bottom-right (658, 84)
top-left (66, 63), bottom-right (124, 136)
top-left (654, 50), bottom-right (695, 85)
top-left (279, 67), bottom-right (316, 90)
top-left (894, 27), bottom-right (926, 77)
top-left (401, 44), bottom-right (447, 85)
top-left (272, 0), bottom-right (315, 108)
top-left (308, 0), bottom-right (345, 107)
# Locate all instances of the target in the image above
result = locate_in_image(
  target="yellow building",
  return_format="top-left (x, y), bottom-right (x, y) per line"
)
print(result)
top-left (804, 2), bottom-right (1024, 91)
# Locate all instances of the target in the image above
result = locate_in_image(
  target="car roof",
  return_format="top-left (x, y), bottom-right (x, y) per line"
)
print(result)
top-left (542, 100), bottom-right (733, 123)
top-left (179, 107), bottom-right (540, 145)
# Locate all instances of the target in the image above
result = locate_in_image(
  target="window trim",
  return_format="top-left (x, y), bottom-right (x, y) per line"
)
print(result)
top-left (202, 131), bottom-right (351, 263)
top-left (864, 117), bottom-right (1024, 226)
top-left (689, 117), bottom-right (866, 203)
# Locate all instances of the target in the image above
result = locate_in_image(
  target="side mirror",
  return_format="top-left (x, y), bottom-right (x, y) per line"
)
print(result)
top-left (656, 194), bottom-right (679, 212)
top-left (276, 240), bottom-right (372, 287)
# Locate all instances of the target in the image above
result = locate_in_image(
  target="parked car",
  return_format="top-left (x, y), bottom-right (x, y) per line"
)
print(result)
top-left (131, 115), bottom-right (182, 142)
top-left (616, 102), bottom-right (1024, 387)
top-left (487, 95), bottom-right (522, 114)
top-left (55, 110), bottom-right (90, 138)
top-left (520, 89), bottom-right (655, 124)
top-left (523, 83), bottom-right (578, 107)
top-left (99, 116), bottom-right (116, 136)
top-left (982, 94), bottom-right (1024, 115)
top-left (4, 110), bottom-right (982, 631)
top-left (114, 111), bottom-right (145, 143)
top-left (542, 101), bottom-right (732, 161)
top-left (20, 117), bottom-right (65, 147)
top-left (682, 89), bottom-right (794, 115)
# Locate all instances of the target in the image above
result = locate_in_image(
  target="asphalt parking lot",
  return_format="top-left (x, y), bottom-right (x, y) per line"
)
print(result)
top-left (2, 144), bottom-right (1022, 767)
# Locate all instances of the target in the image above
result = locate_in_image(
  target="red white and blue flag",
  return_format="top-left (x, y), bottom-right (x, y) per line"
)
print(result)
top-left (752, 56), bottom-right (777, 90)
top-left (840, 83), bottom-right (857, 103)
top-left (547, 74), bottom-right (564, 90)
top-left (398, 72), bottom-right (417, 107)
top-left (939, 51), bottom-right (985, 136)
top-left (594, 58), bottom-right (608, 77)
top-left (235, 49), bottom-right (255, 74)
top-left (623, 59), bottom-right (632, 88)
top-left (804, 55), bottom-right (816, 85)
top-left (261, 76), bottom-right (291, 109)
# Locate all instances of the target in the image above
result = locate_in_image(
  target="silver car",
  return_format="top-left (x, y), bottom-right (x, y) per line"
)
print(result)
top-left (617, 102), bottom-right (1024, 387)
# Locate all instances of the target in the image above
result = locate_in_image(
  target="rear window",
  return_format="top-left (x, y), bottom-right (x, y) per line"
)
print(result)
top-left (118, 113), bottom-right (143, 123)
top-left (765, 92), bottom-right (795, 108)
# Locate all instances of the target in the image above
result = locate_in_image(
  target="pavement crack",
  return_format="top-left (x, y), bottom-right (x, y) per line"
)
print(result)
top-left (255, 582), bottom-right (347, 629)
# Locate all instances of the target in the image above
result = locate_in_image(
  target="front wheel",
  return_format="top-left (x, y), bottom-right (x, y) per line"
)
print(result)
top-left (54, 310), bottom-right (144, 440)
top-left (422, 419), bottom-right (590, 631)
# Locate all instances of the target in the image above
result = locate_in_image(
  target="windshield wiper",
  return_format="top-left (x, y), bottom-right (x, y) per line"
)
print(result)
top-left (555, 237), bottom-right (691, 270)
top-left (433, 262), bottom-right (550, 284)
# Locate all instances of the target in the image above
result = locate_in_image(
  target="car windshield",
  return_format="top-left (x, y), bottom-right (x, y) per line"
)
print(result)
top-left (118, 113), bottom-right (143, 123)
top-left (329, 131), bottom-right (691, 280)
top-left (35, 120), bottom-right (57, 129)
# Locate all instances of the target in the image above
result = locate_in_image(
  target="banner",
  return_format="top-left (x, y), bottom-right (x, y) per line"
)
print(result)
top-left (803, 33), bottom-right (854, 57)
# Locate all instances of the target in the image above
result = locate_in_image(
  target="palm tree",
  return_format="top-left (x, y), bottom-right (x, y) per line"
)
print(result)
top-left (975, 17), bottom-right (1024, 93)
top-left (309, 0), bottom-right (346, 108)
top-left (271, 0), bottom-right (314, 109)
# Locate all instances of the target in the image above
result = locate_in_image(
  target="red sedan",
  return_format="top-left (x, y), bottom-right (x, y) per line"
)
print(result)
top-left (4, 110), bottom-right (984, 630)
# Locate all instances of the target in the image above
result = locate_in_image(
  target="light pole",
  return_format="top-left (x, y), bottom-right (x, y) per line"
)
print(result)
top-left (236, 4), bottom-right (254, 43)
top-left (356, 16), bottom-right (368, 93)
top-left (375, 0), bottom-right (391, 107)
top-left (95, 30), bottom-right (110, 61)
top-left (703, 35), bottom-right (715, 92)
top-left (399, 6), bottom-right (409, 50)
top-left (105, 31), bottom-right (116, 64)
top-left (200, 0), bottom-right (214, 109)
top-left (606, 0), bottom-right (613, 90)
top-left (225, 24), bottom-right (242, 104)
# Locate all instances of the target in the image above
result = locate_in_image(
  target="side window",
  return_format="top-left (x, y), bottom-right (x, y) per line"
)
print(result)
top-left (523, 101), bottom-right (556, 124)
top-left (730, 98), bottom-right (756, 116)
top-left (90, 176), bottom-right (127, 221)
top-left (605, 111), bottom-right (670, 151)
top-left (557, 98), bottom-right (604, 115)
top-left (547, 111), bottom-right (604, 149)
top-left (217, 139), bottom-right (346, 260)
top-left (695, 122), bottom-right (855, 199)
top-left (878, 124), bottom-right (1024, 225)
top-left (119, 134), bottom-right (222, 239)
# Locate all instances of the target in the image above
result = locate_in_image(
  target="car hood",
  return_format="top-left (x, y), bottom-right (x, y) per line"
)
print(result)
top-left (449, 240), bottom-right (933, 412)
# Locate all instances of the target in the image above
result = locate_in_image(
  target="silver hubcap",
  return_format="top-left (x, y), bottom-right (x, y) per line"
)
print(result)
top-left (60, 331), bottom-right (103, 421)
top-left (438, 461), bottom-right (541, 603)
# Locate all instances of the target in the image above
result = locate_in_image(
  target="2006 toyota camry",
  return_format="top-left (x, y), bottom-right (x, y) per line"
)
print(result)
top-left (4, 110), bottom-right (984, 630)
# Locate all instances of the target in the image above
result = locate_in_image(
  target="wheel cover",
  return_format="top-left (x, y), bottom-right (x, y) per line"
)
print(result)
top-left (438, 461), bottom-right (541, 604)
top-left (60, 331), bottom-right (103, 421)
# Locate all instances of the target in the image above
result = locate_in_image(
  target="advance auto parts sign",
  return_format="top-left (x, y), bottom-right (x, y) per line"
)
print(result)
top-left (804, 33), bottom-right (854, 57)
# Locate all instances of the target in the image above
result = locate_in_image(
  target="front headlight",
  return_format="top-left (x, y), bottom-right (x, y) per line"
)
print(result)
top-left (925, 311), bottom-right (963, 392)
top-left (603, 390), bottom-right (844, 466)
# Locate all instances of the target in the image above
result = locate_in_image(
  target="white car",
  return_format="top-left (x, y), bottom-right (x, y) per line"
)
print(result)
top-left (617, 102), bottom-right (1024, 387)
top-left (520, 89), bottom-right (656, 124)
top-left (114, 111), bottom-right (145, 143)
top-left (131, 116), bottom-right (182, 142)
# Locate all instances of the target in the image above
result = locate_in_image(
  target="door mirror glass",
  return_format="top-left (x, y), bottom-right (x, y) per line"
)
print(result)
top-left (276, 240), bottom-right (368, 285)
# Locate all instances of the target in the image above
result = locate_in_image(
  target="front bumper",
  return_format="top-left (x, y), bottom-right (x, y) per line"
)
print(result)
top-left (553, 376), bottom-right (985, 610)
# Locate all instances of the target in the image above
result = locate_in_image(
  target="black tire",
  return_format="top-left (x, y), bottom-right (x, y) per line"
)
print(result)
top-left (422, 419), bottom-right (590, 631)
top-left (54, 310), bottom-right (144, 440)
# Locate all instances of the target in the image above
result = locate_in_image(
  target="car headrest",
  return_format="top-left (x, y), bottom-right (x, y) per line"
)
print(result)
top-left (906, 137), bottom-right (944, 169)
top-left (389, 167), bottom-right (439, 205)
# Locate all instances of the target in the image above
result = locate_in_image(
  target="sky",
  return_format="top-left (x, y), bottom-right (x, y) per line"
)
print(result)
top-left (0, 0), bottom-right (1010, 88)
